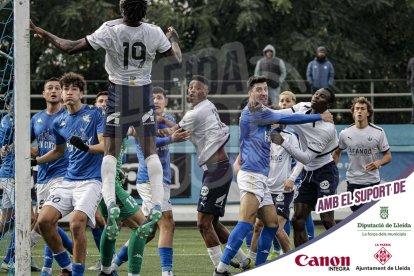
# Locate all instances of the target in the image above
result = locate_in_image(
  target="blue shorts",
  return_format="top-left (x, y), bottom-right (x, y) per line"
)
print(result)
top-left (294, 161), bottom-right (339, 209)
top-left (271, 192), bottom-right (294, 220)
top-left (347, 181), bottom-right (380, 212)
top-left (197, 159), bottom-right (232, 217)
top-left (104, 82), bottom-right (156, 138)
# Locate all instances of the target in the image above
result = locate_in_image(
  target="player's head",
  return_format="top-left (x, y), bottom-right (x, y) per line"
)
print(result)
top-left (351, 96), bottom-right (373, 122)
top-left (279, 91), bottom-right (296, 109)
top-left (43, 77), bottom-right (62, 104)
top-left (120, 0), bottom-right (147, 25)
top-left (4, 93), bottom-right (13, 114)
top-left (247, 75), bottom-right (268, 105)
top-left (311, 87), bottom-right (335, 112)
top-left (153, 86), bottom-right (167, 115)
top-left (95, 91), bottom-right (108, 109)
top-left (187, 75), bottom-right (208, 106)
top-left (60, 72), bottom-right (86, 106)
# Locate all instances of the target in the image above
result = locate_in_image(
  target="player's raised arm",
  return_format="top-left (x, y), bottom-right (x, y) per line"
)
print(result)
top-left (163, 26), bottom-right (182, 63)
top-left (30, 20), bottom-right (91, 54)
top-left (32, 143), bottom-right (66, 166)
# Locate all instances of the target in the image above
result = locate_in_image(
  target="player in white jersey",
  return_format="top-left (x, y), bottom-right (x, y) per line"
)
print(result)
top-left (333, 97), bottom-right (391, 212)
top-left (271, 88), bottom-right (339, 247)
top-left (158, 75), bottom-right (249, 270)
top-left (30, 0), bottom-right (183, 238)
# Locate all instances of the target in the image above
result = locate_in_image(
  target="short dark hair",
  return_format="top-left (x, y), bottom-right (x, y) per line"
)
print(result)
top-left (321, 87), bottom-right (335, 105)
top-left (152, 86), bottom-right (167, 97)
top-left (121, 0), bottom-right (147, 24)
top-left (351, 97), bottom-right (374, 119)
top-left (60, 72), bottom-right (86, 92)
top-left (4, 93), bottom-right (12, 106)
top-left (247, 75), bottom-right (267, 91)
top-left (44, 77), bottom-right (60, 89)
top-left (190, 75), bottom-right (209, 88)
top-left (95, 91), bottom-right (108, 101)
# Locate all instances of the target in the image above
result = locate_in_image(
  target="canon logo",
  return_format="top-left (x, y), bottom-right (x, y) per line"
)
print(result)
top-left (295, 254), bottom-right (350, 267)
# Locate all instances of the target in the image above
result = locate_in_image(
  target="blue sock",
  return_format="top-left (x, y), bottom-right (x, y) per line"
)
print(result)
top-left (53, 251), bottom-right (71, 269)
top-left (72, 263), bottom-right (85, 276)
top-left (57, 227), bottom-right (73, 254)
top-left (256, 226), bottom-right (278, 266)
top-left (91, 225), bottom-right (104, 251)
top-left (305, 214), bottom-right (315, 240)
top-left (221, 221), bottom-right (253, 265)
top-left (245, 230), bottom-right (253, 250)
top-left (272, 236), bottom-right (281, 252)
top-left (43, 245), bottom-right (53, 268)
top-left (114, 244), bottom-right (129, 266)
top-left (4, 231), bottom-right (14, 264)
top-left (158, 247), bottom-right (173, 272)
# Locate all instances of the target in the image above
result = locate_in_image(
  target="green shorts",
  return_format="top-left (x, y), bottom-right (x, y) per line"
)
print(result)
top-left (100, 181), bottom-right (140, 221)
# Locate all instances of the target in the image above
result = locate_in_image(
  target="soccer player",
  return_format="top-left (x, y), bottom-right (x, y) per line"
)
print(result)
top-left (33, 72), bottom-right (105, 276)
top-left (111, 87), bottom-right (190, 276)
top-left (332, 97), bottom-right (391, 212)
top-left (157, 75), bottom-right (249, 270)
top-left (30, 0), bottom-right (182, 238)
top-left (214, 76), bottom-right (332, 275)
top-left (95, 91), bottom-right (108, 110)
top-left (271, 87), bottom-right (339, 247)
top-left (30, 78), bottom-right (74, 276)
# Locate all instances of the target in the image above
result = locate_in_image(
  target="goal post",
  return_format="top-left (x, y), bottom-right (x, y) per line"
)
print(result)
top-left (14, 0), bottom-right (31, 274)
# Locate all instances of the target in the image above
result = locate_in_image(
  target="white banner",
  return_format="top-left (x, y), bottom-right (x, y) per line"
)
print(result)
top-left (242, 172), bottom-right (414, 275)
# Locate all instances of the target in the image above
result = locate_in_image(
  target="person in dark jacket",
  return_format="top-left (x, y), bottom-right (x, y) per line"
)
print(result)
top-left (306, 46), bottom-right (334, 92)
top-left (406, 57), bottom-right (414, 124)
top-left (255, 44), bottom-right (286, 104)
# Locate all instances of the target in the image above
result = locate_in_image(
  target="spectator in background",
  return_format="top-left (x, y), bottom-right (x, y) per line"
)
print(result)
top-left (407, 57), bottom-right (414, 124)
top-left (254, 44), bottom-right (286, 104)
top-left (306, 46), bottom-right (334, 92)
top-left (95, 91), bottom-right (108, 110)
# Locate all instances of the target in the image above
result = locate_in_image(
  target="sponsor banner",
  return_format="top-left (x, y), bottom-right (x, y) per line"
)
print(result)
top-left (242, 172), bottom-right (414, 275)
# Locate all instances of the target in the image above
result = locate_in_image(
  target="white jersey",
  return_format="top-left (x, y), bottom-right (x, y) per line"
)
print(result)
top-left (338, 123), bottom-right (389, 185)
top-left (286, 102), bottom-right (338, 171)
top-left (267, 130), bottom-right (300, 193)
top-left (86, 19), bottom-right (171, 86)
top-left (178, 99), bottom-right (229, 166)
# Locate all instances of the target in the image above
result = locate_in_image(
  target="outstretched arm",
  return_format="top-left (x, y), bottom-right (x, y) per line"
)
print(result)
top-left (30, 20), bottom-right (91, 54)
top-left (163, 26), bottom-right (182, 63)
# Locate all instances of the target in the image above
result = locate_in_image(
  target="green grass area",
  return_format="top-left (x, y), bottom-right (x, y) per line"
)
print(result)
top-left (23, 225), bottom-right (326, 275)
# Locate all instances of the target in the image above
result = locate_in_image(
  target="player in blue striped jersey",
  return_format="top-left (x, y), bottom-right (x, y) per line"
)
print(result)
top-left (33, 72), bottom-right (105, 276)
top-left (214, 76), bottom-right (333, 275)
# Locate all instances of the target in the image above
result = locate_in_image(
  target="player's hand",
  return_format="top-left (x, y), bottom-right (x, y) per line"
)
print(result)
top-left (321, 111), bottom-right (333, 123)
top-left (166, 26), bottom-right (179, 43)
top-left (30, 20), bottom-right (44, 38)
top-left (171, 128), bottom-right (191, 143)
top-left (271, 131), bottom-right (284, 145)
top-left (69, 135), bottom-right (89, 152)
top-left (283, 179), bottom-right (295, 192)
top-left (158, 128), bottom-right (173, 137)
top-left (365, 161), bottom-right (381, 172)
top-left (31, 158), bottom-right (38, 167)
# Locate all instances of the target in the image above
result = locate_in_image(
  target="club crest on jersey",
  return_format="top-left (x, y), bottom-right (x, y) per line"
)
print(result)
top-left (82, 114), bottom-right (90, 122)
top-left (60, 121), bottom-right (66, 127)
top-left (320, 180), bottom-right (330, 190)
top-left (367, 135), bottom-right (373, 142)
top-left (200, 186), bottom-right (209, 196)
top-left (276, 194), bottom-right (284, 202)
top-left (37, 118), bottom-right (42, 123)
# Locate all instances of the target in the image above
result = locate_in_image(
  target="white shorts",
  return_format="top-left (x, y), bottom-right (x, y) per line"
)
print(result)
top-left (44, 179), bottom-right (102, 228)
top-left (0, 178), bottom-right (15, 209)
top-left (136, 183), bottom-right (172, 216)
top-left (237, 170), bottom-right (273, 208)
top-left (36, 177), bottom-right (64, 212)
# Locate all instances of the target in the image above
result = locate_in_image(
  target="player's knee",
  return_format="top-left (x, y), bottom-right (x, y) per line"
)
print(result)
top-left (253, 222), bottom-right (264, 235)
top-left (292, 215), bottom-right (306, 230)
top-left (37, 215), bottom-right (55, 234)
top-left (70, 221), bottom-right (86, 237)
top-left (197, 220), bottom-right (212, 234)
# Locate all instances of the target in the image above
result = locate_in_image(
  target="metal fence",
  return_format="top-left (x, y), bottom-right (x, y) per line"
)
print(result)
top-left (28, 78), bottom-right (412, 124)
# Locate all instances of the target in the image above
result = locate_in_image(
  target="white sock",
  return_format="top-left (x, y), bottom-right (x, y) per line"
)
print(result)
top-left (101, 265), bottom-right (111, 274)
top-left (235, 248), bottom-right (247, 263)
top-left (162, 271), bottom-right (173, 276)
top-left (145, 154), bottom-right (163, 207)
top-left (128, 274), bottom-right (140, 276)
top-left (41, 267), bottom-right (52, 274)
top-left (216, 262), bottom-right (228, 273)
top-left (247, 250), bottom-right (257, 262)
top-left (30, 230), bottom-right (42, 248)
top-left (110, 263), bottom-right (119, 272)
top-left (101, 155), bottom-right (117, 207)
top-left (207, 245), bottom-right (222, 267)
